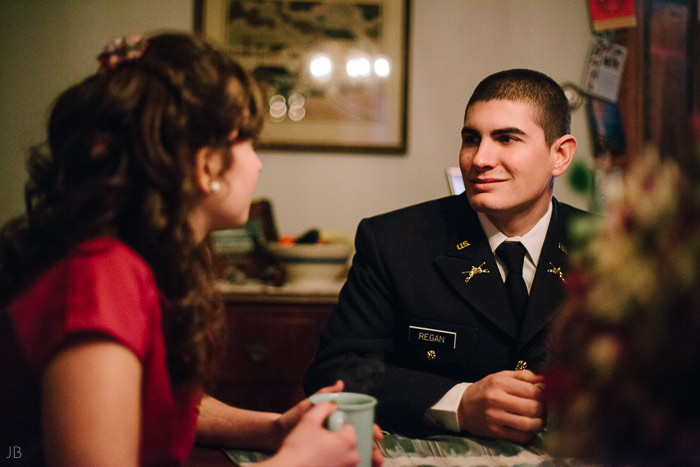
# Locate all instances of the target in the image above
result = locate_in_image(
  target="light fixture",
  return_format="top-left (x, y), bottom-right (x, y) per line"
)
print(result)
top-left (309, 53), bottom-right (333, 82)
top-left (374, 56), bottom-right (390, 78)
top-left (346, 55), bottom-right (371, 78)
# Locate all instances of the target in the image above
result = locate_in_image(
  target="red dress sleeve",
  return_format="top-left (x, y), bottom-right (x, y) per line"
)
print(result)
top-left (6, 238), bottom-right (201, 465)
top-left (7, 238), bottom-right (159, 373)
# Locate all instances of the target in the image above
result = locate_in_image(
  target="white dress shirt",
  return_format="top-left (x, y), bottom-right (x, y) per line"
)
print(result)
top-left (424, 201), bottom-right (553, 432)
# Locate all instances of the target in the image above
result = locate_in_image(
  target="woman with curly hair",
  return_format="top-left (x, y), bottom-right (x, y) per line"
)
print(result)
top-left (0, 32), bottom-right (378, 467)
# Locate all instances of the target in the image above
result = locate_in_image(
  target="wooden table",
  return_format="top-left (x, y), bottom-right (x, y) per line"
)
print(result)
top-left (187, 445), bottom-right (236, 467)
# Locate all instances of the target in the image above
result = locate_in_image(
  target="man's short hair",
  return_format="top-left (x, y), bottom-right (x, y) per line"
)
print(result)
top-left (465, 69), bottom-right (571, 146)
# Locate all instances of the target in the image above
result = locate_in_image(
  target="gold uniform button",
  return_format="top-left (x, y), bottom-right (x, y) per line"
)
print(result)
top-left (426, 350), bottom-right (437, 360)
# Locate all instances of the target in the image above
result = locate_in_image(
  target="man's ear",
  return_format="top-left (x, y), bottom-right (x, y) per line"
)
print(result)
top-left (551, 134), bottom-right (577, 177)
top-left (194, 147), bottom-right (224, 193)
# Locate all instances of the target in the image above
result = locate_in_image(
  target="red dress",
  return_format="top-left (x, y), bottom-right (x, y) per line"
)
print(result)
top-left (1, 238), bottom-right (201, 466)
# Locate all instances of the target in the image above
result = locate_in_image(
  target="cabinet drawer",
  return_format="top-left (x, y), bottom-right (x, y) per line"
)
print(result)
top-left (218, 303), bottom-right (332, 384)
top-left (211, 298), bottom-right (334, 412)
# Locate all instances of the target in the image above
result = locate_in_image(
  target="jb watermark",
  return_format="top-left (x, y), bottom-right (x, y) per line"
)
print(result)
top-left (5, 446), bottom-right (22, 460)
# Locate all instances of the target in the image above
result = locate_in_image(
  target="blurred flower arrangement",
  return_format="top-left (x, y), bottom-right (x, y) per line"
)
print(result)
top-left (545, 128), bottom-right (700, 465)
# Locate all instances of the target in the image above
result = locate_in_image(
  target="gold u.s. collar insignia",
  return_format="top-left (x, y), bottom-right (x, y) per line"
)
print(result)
top-left (456, 240), bottom-right (471, 250)
top-left (558, 243), bottom-right (568, 254)
top-left (461, 262), bottom-right (490, 284)
top-left (547, 262), bottom-right (565, 283)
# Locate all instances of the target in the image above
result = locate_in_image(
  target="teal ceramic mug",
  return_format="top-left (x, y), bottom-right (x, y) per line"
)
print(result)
top-left (309, 392), bottom-right (377, 467)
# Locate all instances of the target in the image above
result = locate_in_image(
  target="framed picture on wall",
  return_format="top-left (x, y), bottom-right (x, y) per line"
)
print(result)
top-left (195, 0), bottom-right (409, 153)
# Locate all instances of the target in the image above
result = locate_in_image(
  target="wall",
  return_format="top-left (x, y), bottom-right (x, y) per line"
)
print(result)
top-left (0, 0), bottom-right (594, 239)
top-left (0, 0), bottom-right (192, 223)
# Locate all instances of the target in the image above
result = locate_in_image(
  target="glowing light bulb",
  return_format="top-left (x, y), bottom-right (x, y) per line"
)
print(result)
top-left (309, 54), bottom-right (332, 81)
top-left (346, 56), bottom-right (371, 78)
top-left (374, 56), bottom-right (390, 77)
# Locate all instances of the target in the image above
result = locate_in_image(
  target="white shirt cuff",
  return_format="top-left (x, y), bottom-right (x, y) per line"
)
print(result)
top-left (423, 382), bottom-right (471, 432)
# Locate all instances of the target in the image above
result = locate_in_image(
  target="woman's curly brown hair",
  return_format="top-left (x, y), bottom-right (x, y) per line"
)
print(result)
top-left (0, 32), bottom-right (263, 387)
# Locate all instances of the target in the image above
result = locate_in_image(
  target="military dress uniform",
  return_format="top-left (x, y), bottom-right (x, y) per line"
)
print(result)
top-left (303, 194), bottom-right (587, 435)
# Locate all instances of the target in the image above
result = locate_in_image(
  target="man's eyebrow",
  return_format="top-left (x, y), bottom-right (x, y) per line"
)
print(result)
top-left (492, 127), bottom-right (527, 137)
top-left (461, 127), bottom-right (528, 138)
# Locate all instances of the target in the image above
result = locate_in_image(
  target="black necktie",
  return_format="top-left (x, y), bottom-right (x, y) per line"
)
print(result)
top-left (496, 241), bottom-right (528, 324)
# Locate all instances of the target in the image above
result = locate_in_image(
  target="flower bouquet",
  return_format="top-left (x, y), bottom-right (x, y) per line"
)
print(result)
top-left (545, 133), bottom-right (700, 465)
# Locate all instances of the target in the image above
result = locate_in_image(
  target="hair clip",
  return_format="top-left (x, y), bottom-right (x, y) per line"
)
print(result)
top-left (97, 34), bottom-right (148, 72)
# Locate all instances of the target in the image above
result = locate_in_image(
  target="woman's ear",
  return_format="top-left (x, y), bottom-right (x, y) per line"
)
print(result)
top-left (551, 134), bottom-right (577, 177)
top-left (194, 147), bottom-right (224, 193)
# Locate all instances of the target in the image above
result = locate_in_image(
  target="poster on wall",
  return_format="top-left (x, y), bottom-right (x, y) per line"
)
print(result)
top-left (195, 0), bottom-right (409, 154)
top-left (588, 0), bottom-right (637, 31)
top-left (587, 98), bottom-right (626, 160)
top-left (580, 37), bottom-right (628, 102)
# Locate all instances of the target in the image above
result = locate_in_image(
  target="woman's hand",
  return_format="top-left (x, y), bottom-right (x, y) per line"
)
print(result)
top-left (262, 401), bottom-right (359, 467)
top-left (271, 380), bottom-right (383, 467)
top-left (371, 424), bottom-right (384, 467)
top-left (270, 379), bottom-right (345, 448)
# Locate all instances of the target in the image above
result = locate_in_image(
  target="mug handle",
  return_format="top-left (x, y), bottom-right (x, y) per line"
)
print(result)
top-left (326, 410), bottom-right (345, 431)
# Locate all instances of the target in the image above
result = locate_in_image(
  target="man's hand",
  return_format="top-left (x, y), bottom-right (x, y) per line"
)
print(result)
top-left (457, 370), bottom-right (545, 443)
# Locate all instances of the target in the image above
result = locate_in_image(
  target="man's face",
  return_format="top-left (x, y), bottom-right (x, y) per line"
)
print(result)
top-left (459, 99), bottom-right (562, 229)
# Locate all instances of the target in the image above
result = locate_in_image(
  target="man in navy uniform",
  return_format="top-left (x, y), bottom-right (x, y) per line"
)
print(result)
top-left (304, 69), bottom-right (586, 442)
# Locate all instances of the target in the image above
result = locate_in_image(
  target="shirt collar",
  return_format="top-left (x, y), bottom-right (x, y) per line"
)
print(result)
top-left (477, 201), bottom-right (553, 267)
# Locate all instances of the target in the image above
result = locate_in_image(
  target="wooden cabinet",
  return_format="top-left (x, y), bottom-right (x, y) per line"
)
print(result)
top-left (210, 291), bottom-right (336, 413)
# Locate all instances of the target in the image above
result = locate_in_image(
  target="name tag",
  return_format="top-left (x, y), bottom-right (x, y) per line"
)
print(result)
top-left (408, 326), bottom-right (456, 349)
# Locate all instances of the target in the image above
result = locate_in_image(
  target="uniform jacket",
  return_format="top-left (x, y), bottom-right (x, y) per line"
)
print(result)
top-left (303, 194), bottom-right (588, 435)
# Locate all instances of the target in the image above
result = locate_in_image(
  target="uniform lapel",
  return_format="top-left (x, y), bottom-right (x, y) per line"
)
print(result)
top-left (433, 197), bottom-right (518, 339)
top-left (517, 199), bottom-right (570, 350)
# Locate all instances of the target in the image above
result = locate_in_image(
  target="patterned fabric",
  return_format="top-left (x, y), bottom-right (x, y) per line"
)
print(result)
top-left (223, 432), bottom-right (585, 466)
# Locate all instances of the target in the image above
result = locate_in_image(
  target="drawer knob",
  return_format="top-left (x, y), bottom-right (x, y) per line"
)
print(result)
top-left (245, 343), bottom-right (270, 363)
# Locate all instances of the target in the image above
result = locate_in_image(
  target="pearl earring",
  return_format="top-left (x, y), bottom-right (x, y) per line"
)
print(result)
top-left (210, 181), bottom-right (221, 193)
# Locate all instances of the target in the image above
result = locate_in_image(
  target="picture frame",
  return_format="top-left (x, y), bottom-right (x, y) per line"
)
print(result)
top-left (194, 0), bottom-right (409, 153)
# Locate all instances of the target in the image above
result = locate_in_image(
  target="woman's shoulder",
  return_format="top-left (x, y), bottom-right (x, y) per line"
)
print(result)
top-left (71, 237), bottom-right (145, 261)
top-left (7, 237), bottom-right (162, 371)
top-left (67, 237), bottom-right (155, 282)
